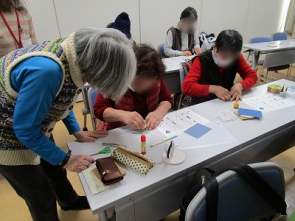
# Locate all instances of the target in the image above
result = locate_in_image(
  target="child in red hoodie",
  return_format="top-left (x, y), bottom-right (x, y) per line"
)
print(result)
top-left (182, 30), bottom-right (258, 104)
top-left (94, 44), bottom-right (173, 131)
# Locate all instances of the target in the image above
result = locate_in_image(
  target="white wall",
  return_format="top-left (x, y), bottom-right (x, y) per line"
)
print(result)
top-left (26, 0), bottom-right (289, 47)
top-left (139, 0), bottom-right (203, 46)
top-left (53, 0), bottom-right (140, 42)
top-left (25, 0), bottom-right (60, 41)
top-left (244, 0), bottom-right (289, 42)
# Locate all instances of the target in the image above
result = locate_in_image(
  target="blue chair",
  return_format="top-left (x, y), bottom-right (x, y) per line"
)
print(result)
top-left (250, 37), bottom-right (272, 44)
top-left (185, 162), bottom-right (285, 221)
top-left (272, 32), bottom-right (288, 41)
top-left (158, 44), bottom-right (166, 58)
top-left (246, 37), bottom-right (272, 62)
top-left (87, 87), bottom-right (99, 130)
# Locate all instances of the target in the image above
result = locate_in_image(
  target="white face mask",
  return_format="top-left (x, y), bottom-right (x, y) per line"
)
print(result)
top-left (212, 51), bottom-right (233, 68)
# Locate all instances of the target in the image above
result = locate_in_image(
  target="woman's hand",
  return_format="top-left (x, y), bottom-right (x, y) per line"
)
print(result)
top-left (64, 154), bottom-right (94, 172)
top-left (73, 130), bottom-right (108, 142)
top-left (183, 51), bottom-right (192, 56)
top-left (209, 85), bottom-right (231, 101)
top-left (195, 47), bottom-right (201, 54)
top-left (145, 109), bottom-right (166, 130)
top-left (120, 111), bottom-right (146, 130)
top-left (230, 83), bottom-right (244, 101)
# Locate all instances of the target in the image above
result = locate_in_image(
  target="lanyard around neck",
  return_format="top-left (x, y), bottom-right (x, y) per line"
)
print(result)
top-left (0, 10), bottom-right (23, 48)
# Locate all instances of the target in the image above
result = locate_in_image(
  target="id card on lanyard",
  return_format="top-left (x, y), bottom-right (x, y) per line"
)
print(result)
top-left (0, 10), bottom-right (23, 48)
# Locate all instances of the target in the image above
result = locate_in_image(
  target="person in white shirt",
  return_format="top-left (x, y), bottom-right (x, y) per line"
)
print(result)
top-left (164, 7), bottom-right (201, 57)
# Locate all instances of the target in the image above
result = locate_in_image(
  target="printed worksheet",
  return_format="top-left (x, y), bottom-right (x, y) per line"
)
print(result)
top-left (242, 93), bottom-right (295, 112)
top-left (157, 108), bottom-right (210, 136)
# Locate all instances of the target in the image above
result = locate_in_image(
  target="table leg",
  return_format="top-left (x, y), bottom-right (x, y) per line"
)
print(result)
top-left (115, 198), bottom-right (136, 221)
top-left (252, 51), bottom-right (258, 71)
top-left (98, 211), bottom-right (108, 221)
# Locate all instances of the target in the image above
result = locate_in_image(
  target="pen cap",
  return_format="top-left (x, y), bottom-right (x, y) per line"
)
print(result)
top-left (141, 135), bottom-right (146, 142)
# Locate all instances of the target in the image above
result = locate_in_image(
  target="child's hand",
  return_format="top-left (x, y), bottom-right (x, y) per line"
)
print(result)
top-left (145, 109), bottom-right (166, 130)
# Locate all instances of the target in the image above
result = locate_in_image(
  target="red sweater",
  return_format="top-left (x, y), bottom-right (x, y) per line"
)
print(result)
top-left (94, 79), bottom-right (173, 122)
top-left (182, 54), bottom-right (258, 97)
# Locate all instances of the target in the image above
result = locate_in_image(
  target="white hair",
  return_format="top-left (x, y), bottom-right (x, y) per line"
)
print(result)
top-left (74, 28), bottom-right (136, 101)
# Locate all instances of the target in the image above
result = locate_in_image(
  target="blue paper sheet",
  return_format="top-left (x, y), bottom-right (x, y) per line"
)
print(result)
top-left (238, 108), bottom-right (263, 119)
top-left (184, 123), bottom-right (211, 139)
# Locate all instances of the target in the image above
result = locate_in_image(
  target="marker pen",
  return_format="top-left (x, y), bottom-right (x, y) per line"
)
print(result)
top-left (141, 135), bottom-right (146, 155)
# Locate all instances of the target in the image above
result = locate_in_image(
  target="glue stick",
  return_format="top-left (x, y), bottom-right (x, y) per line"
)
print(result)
top-left (141, 135), bottom-right (146, 155)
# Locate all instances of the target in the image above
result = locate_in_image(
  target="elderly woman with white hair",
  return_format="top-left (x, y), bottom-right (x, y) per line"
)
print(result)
top-left (0, 28), bottom-right (136, 221)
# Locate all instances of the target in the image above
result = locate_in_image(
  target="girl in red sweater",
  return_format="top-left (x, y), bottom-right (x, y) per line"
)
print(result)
top-left (94, 44), bottom-right (173, 131)
top-left (182, 30), bottom-right (258, 104)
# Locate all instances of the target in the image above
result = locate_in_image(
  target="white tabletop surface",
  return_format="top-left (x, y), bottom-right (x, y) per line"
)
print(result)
top-left (243, 39), bottom-right (295, 52)
top-left (68, 79), bottom-right (295, 214)
top-left (162, 56), bottom-right (195, 73)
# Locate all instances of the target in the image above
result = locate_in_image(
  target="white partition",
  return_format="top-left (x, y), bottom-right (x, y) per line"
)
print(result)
top-left (139, 0), bottom-right (203, 48)
top-left (53, 0), bottom-right (140, 42)
top-left (26, 0), bottom-right (60, 42)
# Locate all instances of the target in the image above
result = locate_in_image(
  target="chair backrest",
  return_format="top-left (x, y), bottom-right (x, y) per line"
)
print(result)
top-left (158, 44), bottom-right (166, 58)
top-left (272, 32), bottom-right (288, 41)
top-left (249, 37), bottom-right (272, 44)
top-left (262, 50), bottom-right (295, 68)
top-left (185, 162), bottom-right (285, 221)
top-left (179, 61), bottom-right (192, 89)
top-left (87, 87), bottom-right (99, 130)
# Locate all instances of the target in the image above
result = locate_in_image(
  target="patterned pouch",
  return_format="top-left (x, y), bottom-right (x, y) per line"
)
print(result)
top-left (111, 146), bottom-right (156, 175)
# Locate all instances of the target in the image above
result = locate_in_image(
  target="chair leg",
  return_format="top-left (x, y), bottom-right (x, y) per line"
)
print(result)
top-left (83, 115), bottom-right (88, 131)
top-left (178, 93), bottom-right (184, 110)
top-left (286, 65), bottom-right (292, 80)
top-left (265, 70), bottom-right (269, 83)
top-left (259, 68), bottom-right (265, 84)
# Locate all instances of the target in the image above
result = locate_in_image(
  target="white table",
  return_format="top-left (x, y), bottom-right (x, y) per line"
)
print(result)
top-left (162, 56), bottom-right (194, 94)
top-left (68, 79), bottom-right (295, 221)
top-left (243, 39), bottom-right (295, 70)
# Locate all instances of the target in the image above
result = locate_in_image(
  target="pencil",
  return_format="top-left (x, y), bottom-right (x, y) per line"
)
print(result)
top-left (149, 135), bottom-right (177, 148)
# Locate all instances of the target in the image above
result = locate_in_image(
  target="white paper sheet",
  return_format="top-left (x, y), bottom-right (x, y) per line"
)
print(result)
top-left (242, 93), bottom-right (295, 112)
top-left (82, 164), bottom-right (119, 195)
top-left (175, 121), bottom-right (238, 149)
top-left (156, 108), bottom-right (210, 137)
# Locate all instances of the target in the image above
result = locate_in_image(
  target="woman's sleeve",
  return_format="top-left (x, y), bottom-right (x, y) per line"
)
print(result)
top-left (93, 93), bottom-right (115, 121)
top-left (12, 57), bottom-right (66, 165)
top-left (27, 12), bottom-right (37, 44)
top-left (194, 30), bottom-right (200, 48)
top-left (158, 79), bottom-right (173, 106)
top-left (62, 110), bottom-right (80, 135)
top-left (182, 58), bottom-right (210, 97)
top-left (237, 54), bottom-right (258, 90)
top-left (164, 30), bottom-right (183, 57)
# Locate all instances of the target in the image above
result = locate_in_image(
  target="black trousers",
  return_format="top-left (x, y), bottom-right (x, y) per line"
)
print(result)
top-left (0, 158), bottom-right (79, 221)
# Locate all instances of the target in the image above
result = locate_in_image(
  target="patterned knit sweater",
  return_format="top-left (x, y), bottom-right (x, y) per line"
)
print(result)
top-left (0, 33), bottom-right (84, 165)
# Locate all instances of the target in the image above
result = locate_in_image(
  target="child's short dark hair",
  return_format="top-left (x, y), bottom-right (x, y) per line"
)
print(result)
top-left (215, 30), bottom-right (243, 54)
top-left (133, 44), bottom-right (165, 80)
